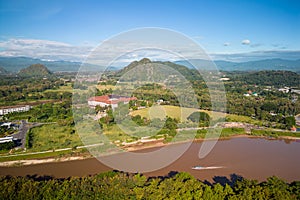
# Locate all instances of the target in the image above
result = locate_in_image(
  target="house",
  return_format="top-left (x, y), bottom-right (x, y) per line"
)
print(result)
top-left (88, 95), bottom-right (137, 109)
top-left (0, 105), bottom-right (31, 115)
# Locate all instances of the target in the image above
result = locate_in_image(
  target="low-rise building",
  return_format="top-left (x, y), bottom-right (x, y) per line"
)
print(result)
top-left (0, 136), bottom-right (14, 144)
top-left (88, 95), bottom-right (137, 109)
top-left (278, 87), bottom-right (290, 93)
top-left (0, 105), bottom-right (31, 115)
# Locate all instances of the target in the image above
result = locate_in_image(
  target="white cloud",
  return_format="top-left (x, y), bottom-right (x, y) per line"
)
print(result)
top-left (242, 39), bottom-right (251, 45)
top-left (223, 42), bottom-right (230, 46)
top-left (1, 37), bottom-right (297, 65)
top-left (0, 38), bottom-right (206, 65)
top-left (0, 38), bottom-right (92, 61)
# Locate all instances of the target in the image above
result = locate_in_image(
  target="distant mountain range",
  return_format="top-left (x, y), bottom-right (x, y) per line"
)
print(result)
top-left (0, 56), bottom-right (100, 72)
top-left (175, 58), bottom-right (300, 72)
top-left (0, 56), bottom-right (299, 73)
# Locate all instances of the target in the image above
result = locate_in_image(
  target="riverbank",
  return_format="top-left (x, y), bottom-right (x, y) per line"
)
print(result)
top-left (1, 137), bottom-right (300, 183)
top-left (0, 133), bottom-right (300, 167)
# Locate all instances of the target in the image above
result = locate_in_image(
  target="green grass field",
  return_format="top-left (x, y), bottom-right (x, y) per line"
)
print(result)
top-left (131, 105), bottom-right (218, 122)
top-left (27, 124), bottom-right (83, 152)
top-left (44, 83), bottom-right (83, 93)
top-left (226, 114), bottom-right (264, 125)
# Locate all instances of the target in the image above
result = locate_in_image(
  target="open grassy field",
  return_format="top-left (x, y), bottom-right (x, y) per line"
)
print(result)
top-left (27, 124), bottom-right (83, 152)
top-left (131, 105), bottom-right (272, 127)
top-left (226, 114), bottom-right (264, 126)
top-left (44, 83), bottom-right (84, 94)
top-left (131, 105), bottom-right (214, 122)
top-left (166, 127), bottom-right (246, 143)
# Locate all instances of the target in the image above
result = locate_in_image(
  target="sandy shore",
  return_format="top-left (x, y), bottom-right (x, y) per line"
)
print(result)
top-left (0, 156), bottom-right (90, 167)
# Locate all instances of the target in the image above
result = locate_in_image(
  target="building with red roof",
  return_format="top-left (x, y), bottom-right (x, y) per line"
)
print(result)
top-left (88, 95), bottom-right (137, 109)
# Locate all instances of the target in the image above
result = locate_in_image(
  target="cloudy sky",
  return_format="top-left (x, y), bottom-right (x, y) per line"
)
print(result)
top-left (0, 0), bottom-right (299, 63)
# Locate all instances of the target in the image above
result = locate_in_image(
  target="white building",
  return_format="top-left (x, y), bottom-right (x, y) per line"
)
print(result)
top-left (0, 105), bottom-right (31, 115)
top-left (0, 136), bottom-right (14, 144)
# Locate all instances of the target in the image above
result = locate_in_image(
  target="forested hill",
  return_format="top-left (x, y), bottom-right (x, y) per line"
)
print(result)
top-left (0, 66), bottom-right (8, 75)
top-left (18, 64), bottom-right (51, 77)
top-left (229, 70), bottom-right (300, 87)
top-left (115, 58), bottom-right (203, 81)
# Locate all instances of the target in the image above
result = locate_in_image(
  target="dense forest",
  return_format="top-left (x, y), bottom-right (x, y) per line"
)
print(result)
top-left (0, 171), bottom-right (299, 199)
top-left (229, 70), bottom-right (300, 87)
top-left (0, 76), bottom-right (68, 106)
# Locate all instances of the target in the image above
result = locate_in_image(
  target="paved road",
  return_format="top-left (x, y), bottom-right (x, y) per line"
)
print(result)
top-left (12, 120), bottom-right (28, 149)
top-left (12, 121), bottom-right (53, 149)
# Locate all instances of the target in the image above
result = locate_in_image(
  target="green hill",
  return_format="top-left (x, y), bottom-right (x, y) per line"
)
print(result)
top-left (115, 58), bottom-right (203, 82)
top-left (0, 66), bottom-right (8, 75)
top-left (18, 64), bottom-right (52, 77)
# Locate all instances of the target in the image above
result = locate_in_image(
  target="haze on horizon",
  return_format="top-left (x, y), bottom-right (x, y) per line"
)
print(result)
top-left (0, 0), bottom-right (299, 63)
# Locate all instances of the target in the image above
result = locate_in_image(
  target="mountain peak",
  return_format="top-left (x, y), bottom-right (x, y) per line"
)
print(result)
top-left (138, 58), bottom-right (151, 64)
top-left (18, 63), bottom-right (51, 77)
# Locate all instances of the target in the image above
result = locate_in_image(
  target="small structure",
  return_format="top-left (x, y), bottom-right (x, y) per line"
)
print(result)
top-left (0, 122), bottom-right (12, 128)
top-left (291, 126), bottom-right (297, 132)
top-left (0, 105), bottom-right (31, 115)
top-left (0, 136), bottom-right (14, 144)
top-left (88, 95), bottom-right (137, 109)
top-left (291, 89), bottom-right (300, 95)
top-left (157, 99), bottom-right (164, 104)
top-left (278, 87), bottom-right (290, 93)
top-left (219, 77), bottom-right (230, 81)
top-left (243, 91), bottom-right (258, 97)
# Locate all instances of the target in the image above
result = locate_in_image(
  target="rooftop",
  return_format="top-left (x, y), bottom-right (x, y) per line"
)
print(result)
top-left (88, 95), bottom-right (137, 105)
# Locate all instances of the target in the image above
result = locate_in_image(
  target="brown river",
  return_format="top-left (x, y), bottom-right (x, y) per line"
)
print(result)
top-left (1, 137), bottom-right (300, 182)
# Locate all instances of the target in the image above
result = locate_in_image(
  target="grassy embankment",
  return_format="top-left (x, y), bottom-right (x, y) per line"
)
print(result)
top-left (132, 105), bottom-right (299, 140)
top-left (0, 124), bottom-right (87, 162)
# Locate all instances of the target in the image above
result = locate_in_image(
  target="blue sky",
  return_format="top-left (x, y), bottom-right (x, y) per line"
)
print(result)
top-left (0, 0), bottom-right (299, 62)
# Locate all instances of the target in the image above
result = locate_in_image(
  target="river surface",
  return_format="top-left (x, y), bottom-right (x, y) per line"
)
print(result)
top-left (1, 137), bottom-right (300, 182)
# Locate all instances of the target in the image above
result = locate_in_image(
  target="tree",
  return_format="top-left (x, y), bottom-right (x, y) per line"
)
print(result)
top-left (284, 116), bottom-right (296, 129)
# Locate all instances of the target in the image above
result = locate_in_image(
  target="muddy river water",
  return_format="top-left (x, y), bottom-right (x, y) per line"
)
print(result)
top-left (1, 137), bottom-right (300, 182)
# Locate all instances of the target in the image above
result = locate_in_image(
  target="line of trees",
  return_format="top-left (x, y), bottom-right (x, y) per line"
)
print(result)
top-left (0, 171), bottom-right (299, 199)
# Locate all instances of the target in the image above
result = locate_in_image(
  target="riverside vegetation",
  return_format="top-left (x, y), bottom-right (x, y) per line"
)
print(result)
top-left (0, 171), bottom-right (300, 199)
